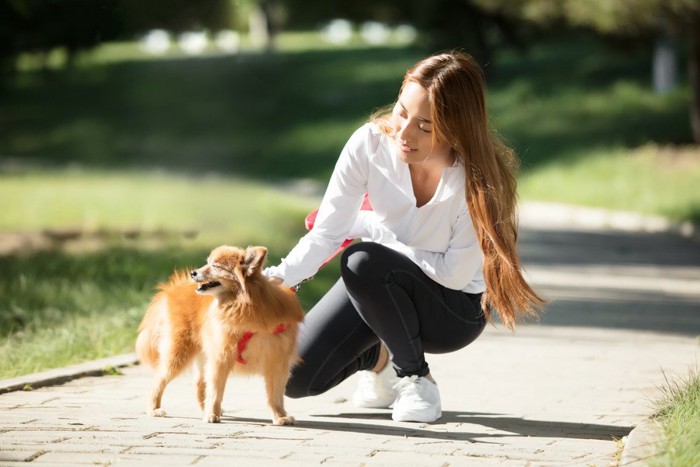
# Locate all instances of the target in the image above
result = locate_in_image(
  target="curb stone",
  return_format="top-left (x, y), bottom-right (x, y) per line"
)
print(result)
top-left (519, 201), bottom-right (700, 242)
top-left (620, 418), bottom-right (664, 466)
top-left (0, 353), bottom-right (138, 394)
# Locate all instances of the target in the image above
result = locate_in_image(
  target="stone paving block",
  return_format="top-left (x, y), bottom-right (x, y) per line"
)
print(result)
top-left (0, 450), bottom-right (46, 463)
top-left (194, 455), bottom-right (313, 467)
top-left (124, 445), bottom-right (230, 456)
top-left (367, 449), bottom-right (494, 466)
top-left (28, 451), bottom-right (201, 465)
top-left (22, 443), bottom-right (125, 456)
top-left (281, 450), bottom-right (385, 465)
top-left (1, 431), bottom-right (73, 445)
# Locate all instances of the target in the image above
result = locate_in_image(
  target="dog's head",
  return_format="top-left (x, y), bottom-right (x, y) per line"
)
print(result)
top-left (190, 245), bottom-right (267, 297)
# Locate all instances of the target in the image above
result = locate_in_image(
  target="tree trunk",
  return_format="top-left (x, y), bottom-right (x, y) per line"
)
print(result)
top-left (653, 33), bottom-right (677, 94)
top-left (260, 0), bottom-right (280, 53)
top-left (689, 28), bottom-right (700, 143)
top-left (248, 5), bottom-right (269, 50)
top-left (248, 0), bottom-right (278, 52)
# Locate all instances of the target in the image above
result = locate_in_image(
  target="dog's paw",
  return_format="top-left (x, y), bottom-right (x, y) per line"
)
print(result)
top-left (273, 415), bottom-right (295, 426)
top-left (205, 413), bottom-right (221, 423)
top-left (149, 408), bottom-right (167, 417)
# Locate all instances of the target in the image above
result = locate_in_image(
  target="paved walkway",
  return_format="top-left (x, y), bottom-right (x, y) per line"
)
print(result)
top-left (1, 205), bottom-right (699, 466)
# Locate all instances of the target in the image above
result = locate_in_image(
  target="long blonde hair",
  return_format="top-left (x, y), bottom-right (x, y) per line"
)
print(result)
top-left (373, 51), bottom-right (544, 330)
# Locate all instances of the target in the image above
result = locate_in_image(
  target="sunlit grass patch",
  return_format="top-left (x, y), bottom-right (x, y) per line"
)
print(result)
top-left (0, 169), bottom-right (316, 236)
top-left (650, 368), bottom-right (700, 466)
top-left (518, 144), bottom-right (700, 223)
top-left (0, 244), bottom-right (338, 378)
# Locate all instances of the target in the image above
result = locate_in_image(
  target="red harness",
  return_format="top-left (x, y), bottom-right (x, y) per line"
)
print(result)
top-left (236, 324), bottom-right (289, 365)
top-left (238, 198), bottom-right (367, 365)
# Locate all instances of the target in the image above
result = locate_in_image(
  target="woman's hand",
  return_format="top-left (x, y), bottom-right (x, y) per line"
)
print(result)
top-left (268, 276), bottom-right (283, 285)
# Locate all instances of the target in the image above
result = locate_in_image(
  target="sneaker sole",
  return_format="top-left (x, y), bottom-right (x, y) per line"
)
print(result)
top-left (352, 397), bottom-right (396, 409)
top-left (391, 409), bottom-right (442, 423)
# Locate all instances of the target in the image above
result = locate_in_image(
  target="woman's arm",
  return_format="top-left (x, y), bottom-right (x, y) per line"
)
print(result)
top-left (265, 125), bottom-right (372, 287)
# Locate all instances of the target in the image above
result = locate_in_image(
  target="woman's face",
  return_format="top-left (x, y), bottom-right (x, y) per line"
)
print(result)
top-left (391, 81), bottom-right (451, 164)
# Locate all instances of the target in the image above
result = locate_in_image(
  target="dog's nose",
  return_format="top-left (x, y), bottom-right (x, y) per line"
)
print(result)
top-left (190, 270), bottom-right (197, 279)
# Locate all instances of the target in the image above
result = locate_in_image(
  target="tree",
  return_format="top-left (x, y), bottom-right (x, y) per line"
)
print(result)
top-left (116, 0), bottom-right (234, 36)
top-left (0, 0), bottom-right (234, 77)
top-left (0, 0), bottom-right (120, 74)
top-left (474, 0), bottom-right (700, 143)
top-left (246, 0), bottom-right (285, 51)
top-left (283, 0), bottom-right (531, 73)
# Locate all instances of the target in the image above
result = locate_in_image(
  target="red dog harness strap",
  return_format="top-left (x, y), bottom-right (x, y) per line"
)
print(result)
top-left (236, 324), bottom-right (289, 365)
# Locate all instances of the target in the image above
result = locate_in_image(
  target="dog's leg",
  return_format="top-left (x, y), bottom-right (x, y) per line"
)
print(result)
top-left (149, 369), bottom-right (171, 417)
top-left (203, 357), bottom-right (233, 423)
top-left (264, 363), bottom-right (295, 426)
top-left (192, 353), bottom-right (206, 411)
top-left (149, 342), bottom-right (194, 417)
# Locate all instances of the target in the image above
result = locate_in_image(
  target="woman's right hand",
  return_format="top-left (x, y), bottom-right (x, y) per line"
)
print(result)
top-left (268, 276), bottom-right (283, 285)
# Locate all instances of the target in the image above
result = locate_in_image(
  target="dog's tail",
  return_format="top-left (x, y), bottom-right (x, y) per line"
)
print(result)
top-left (135, 295), bottom-right (166, 367)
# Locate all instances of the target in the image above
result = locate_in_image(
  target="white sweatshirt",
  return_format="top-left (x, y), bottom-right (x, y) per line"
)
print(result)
top-left (266, 123), bottom-right (485, 294)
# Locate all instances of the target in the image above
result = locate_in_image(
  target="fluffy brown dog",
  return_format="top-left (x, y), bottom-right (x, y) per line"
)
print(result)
top-left (135, 245), bottom-right (303, 425)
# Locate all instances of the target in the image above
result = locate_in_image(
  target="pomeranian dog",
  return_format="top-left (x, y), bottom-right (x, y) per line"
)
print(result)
top-left (135, 245), bottom-right (304, 425)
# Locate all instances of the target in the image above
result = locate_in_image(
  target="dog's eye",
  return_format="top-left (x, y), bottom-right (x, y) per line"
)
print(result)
top-left (211, 264), bottom-right (220, 269)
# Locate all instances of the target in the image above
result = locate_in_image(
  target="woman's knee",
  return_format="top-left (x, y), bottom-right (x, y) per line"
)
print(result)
top-left (340, 242), bottom-right (393, 285)
top-left (285, 373), bottom-right (323, 399)
top-left (284, 383), bottom-right (309, 399)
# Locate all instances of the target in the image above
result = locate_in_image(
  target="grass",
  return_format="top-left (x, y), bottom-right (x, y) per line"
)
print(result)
top-left (487, 42), bottom-right (698, 222)
top-left (0, 245), bottom-right (339, 378)
top-left (0, 169), bottom-right (315, 236)
top-left (519, 144), bottom-right (700, 221)
top-left (3, 34), bottom-right (699, 220)
top-left (0, 170), bottom-right (340, 378)
top-left (649, 368), bottom-right (700, 466)
top-left (3, 42), bottom-right (418, 182)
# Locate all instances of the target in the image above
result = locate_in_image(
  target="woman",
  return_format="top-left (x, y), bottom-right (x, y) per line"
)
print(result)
top-left (265, 51), bottom-right (544, 423)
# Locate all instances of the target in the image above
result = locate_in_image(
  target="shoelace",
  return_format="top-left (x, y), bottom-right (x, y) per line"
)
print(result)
top-left (393, 375), bottom-right (422, 400)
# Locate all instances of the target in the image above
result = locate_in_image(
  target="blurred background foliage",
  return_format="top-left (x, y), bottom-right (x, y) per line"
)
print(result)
top-left (2, 0), bottom-right (698, 216)
top-left (3, 0), bottom-right (700, 175)
top-left (1, 0), bottom-right (700, 376)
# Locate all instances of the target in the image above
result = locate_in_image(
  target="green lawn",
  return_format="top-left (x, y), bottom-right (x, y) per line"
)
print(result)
top-left (0, 170), bottom-right (342, 378)
top-left (519, 145), bottom-right (700, 221)
top-left (0, 242), bottom-right (341, 379)
top-left (489, 41), bottom-right (698, 220)
top-left (4, 42), bottom-right (417, 182)
top-left (3, 34), bottom-right (698, 220)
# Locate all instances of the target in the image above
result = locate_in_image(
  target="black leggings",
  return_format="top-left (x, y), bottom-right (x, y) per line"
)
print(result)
top-left (285, 242), bottom-right (486, 398)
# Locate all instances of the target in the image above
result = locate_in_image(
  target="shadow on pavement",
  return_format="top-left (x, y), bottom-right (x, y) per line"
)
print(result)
top-left (221, 411), bottom-right (631, 442)
top-left (440, 412), bottom-right (632, 440)
top-left (518, 227), bottom-right (700, 336)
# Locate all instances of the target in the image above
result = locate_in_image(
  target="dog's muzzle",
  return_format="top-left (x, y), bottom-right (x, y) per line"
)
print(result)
top-left (190, 270), bottom-right (221, 292)
top-left (196, 281), bottom-right (221, 292)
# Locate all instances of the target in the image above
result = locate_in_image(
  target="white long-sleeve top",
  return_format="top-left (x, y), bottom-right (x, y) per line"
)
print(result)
top-left (266, 123), bottom-right (485, 294)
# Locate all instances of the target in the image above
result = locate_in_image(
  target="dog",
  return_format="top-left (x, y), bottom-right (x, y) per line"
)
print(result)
top-left (135, 245), bottom-right (304, 425)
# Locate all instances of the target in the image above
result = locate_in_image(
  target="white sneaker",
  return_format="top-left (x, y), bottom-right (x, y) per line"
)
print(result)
top-left (352, 361), bottom-right (397, 408)
top-left (391, 376), bottom-right (442, 423)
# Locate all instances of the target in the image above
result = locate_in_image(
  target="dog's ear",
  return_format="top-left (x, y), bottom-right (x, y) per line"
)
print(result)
top-left (243, 246), bottom-right (268, 277)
